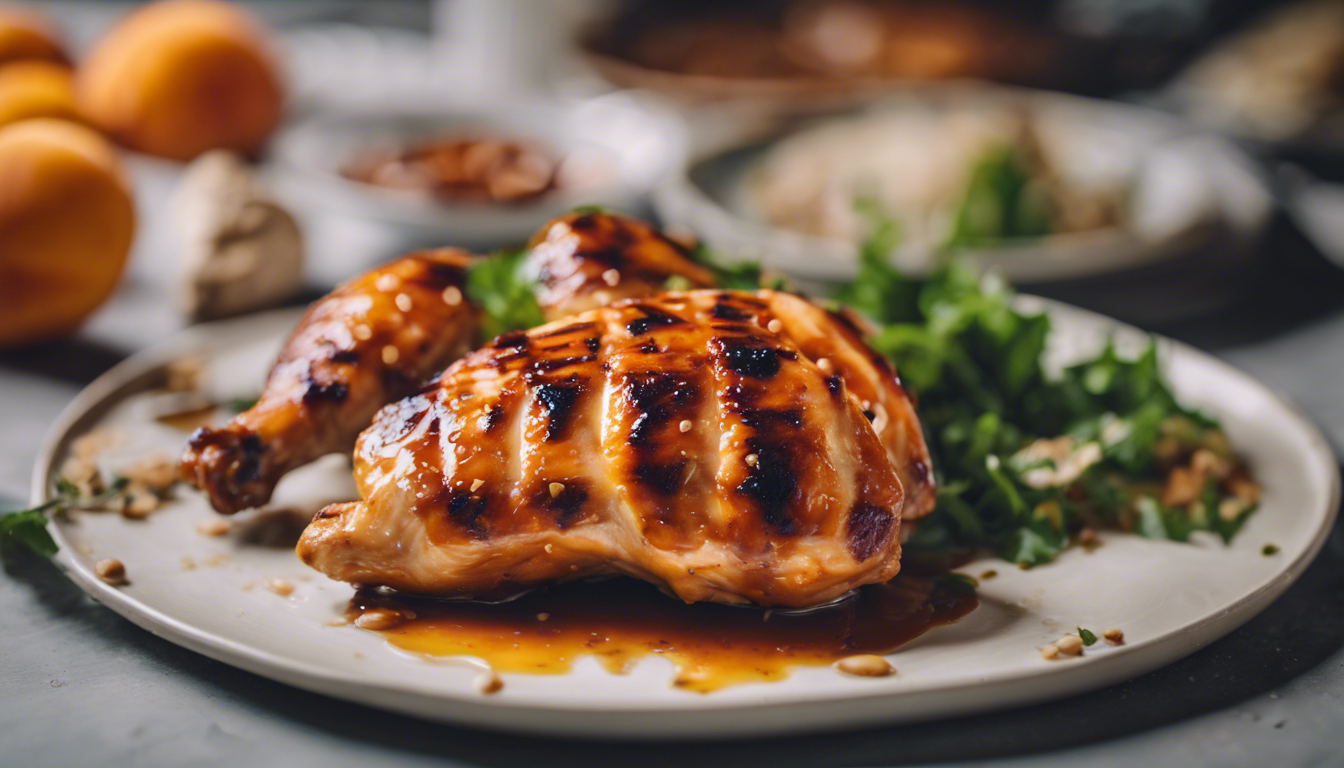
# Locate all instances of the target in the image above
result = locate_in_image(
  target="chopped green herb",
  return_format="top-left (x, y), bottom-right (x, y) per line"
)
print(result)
top-left (225, 396), bottom-right (259, 414)
top-left (1, 478), bottom-right (128, 558)
top-left (1077, 627), bottom-right (1098, 646)
top-left (945, 144), bottom-right (1053, 249)
top-left (464, 248), bottom-right (545, 340)
top-left (1262, 544), bottom-right (1279, 556)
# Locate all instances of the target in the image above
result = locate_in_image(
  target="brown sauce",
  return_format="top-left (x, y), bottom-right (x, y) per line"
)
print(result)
top-left (347, 574), bottom-right (976, 693)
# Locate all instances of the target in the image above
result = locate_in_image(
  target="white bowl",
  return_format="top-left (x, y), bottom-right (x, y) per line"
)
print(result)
top-left (270, 92), bottom-right (688, 247)
top-left (656, 85), bottom-right (1273, 284)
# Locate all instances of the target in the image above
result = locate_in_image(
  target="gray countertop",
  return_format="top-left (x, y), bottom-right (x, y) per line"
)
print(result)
top-left (6, 4), bottom-right (1344, 766)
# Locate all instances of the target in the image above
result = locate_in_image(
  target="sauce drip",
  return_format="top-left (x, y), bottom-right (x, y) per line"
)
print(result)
top-left (347, 574), bottom-right (976, 693)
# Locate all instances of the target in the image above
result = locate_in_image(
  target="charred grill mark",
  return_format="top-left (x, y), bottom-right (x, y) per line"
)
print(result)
top-left (492, 330), bottom-right (531, 350)
top-left (422, 261), bottom-right (468, 284)
top-left (825, 374), bottom-right (843, 397)
top-left (533, 376), bottom-right (583, 442)
top-left (480, 402), bottom-right (505, 433)
top-left (234, 434), bottom-right (264, 482)
top-left (302, 380), bottom-right (349, 404)
top-left (527, 353), bottom-right (597, 374)
top-left (537, 322), bottom-right (598, 339)
top-left (442, 489), bottom-right (488, 539)
top-left (489, 350), bottom-right (531, 370)
top-left (632, 460), bottom-right (686, 495)
top-left (584, 336), bottom-right (601, 353)
top-left (536, 480), bottom-right (589, 528)
top-left (863, 410), bottom-right (876, 422)
top-left (846, 502), bottom-right (894, 561)
top-left (426, 417), bottom-right (440, 436)
top-left (625, 371), bottom-right (701, 447)
top-left (637, 339), bottom-right (659, 354)
top-left (329, 349), bottom-right (360, 364)
top-left (710, 302), bottom-right (751, 321)
top-left (568, 213), bottom-right (598, 231)
top-left (735, 439), bottom-right (797, 535)
top-left (626, 305), bottom-right (684, 336)
top-left (711, 336), bottom-right (796, 380)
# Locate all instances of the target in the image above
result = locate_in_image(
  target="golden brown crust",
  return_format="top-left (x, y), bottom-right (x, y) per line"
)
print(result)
top-left (180, 248), bottom-right (480, 513)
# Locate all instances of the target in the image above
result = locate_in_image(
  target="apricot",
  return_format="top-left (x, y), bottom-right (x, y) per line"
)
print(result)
top-left (0, 61), bottom-right (81, 128)
top-left (0, 5), bottom-right (66, 66)
top-left (77, 0), bottom-right (283, 161)
top-left (0, 119), bottom-right (135, 346)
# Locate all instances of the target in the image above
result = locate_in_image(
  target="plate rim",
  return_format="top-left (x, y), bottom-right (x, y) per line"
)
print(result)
top-left (29, 301), bottom-right (1341, 738)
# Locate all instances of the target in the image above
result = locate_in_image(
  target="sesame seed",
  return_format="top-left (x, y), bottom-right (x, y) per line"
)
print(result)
top-left (745, 454), bottom-right (758, 467)
top-left (549, 482), bottom-right (565, 498)
top-left (442, 285), bottom-right (463, 306)
top-left (470, 478), bottom-right (484, 492)
top-left (544, 543), bottom-right (554, 553)
top-left (601, 269), bottom-right (620, 287)
top-left (381, 346), bottom-right (400, 365)
top-left (817, 357), bottom-right (834, 374)
top-left (353, 324), bottom-right (373, 341)
top-left (95, 558), bottom-right (126, 585)
top-left (375, 274), bottom-right (399, 292)
top-left (679, 420), bottom-right (693, 433)
top-left (767, 319), bottom-right (783, 333)
top-left (395, 293), bottom-right (413, 312)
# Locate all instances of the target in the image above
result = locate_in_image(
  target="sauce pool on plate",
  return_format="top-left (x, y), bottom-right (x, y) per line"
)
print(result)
top-left (347, 573), bottom-right (976, 693)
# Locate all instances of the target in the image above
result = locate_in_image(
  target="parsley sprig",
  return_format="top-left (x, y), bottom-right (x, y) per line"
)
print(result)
top-left (1, 478), bottom-right (129, 557)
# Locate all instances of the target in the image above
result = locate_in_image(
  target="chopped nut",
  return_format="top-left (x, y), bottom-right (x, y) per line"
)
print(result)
top-left (120, 486), bottom-right (159, 519)
top-left (745, 454), bottom-right (758, 467)
top-left (1226, 475), bottom-right (1261, 502)
top-left (816, 357), bottom-right (834, 374)
top-left (476, 669), bottom-right (503, 694)
top-left (395, 293), bottom-right (413, 312)
top-left (979, 569), bottom-right (997, 580)
top-left (95, 558), bottom-right (127, 585)
top-left (834, 654), bottom-right (894, 677)
top-left (470, 478), bottom-right (484, 492)
top-left (268, 579), bottom-right (294, 597)
top-left (1219, 497), bottom-right (1254, 521)
top-left (767, 319), bottom-right (783, 334)
top-left (543, 543), bottom-right (554, 554)
top-left (1040, 644), bottom-right (1061, 660)
top-left (381, 345), bottom-right (400, 365)
top-left (354, 608), bottom-right (406, 630)
top-left (59, 457), bottom-right (105, 499)
top-left (1056, 635), bottom-right (1084, 656)
top-left (678, 420), bottom-right (693, 433)
top-left (1103, 628), bottom-right (1125, 645)
top-left (601, 268), bottom-right (620, 287)
top-left (537, 612), bottom-right (550, 622)
top-left (196, 518), bottom-right (232, 537)
top-left (442, 285), bottom-right (463, 306)
top-left (353, 324), bottom-right (373, 341)
top-left (1078, 528), bottom-right (1097, 545)
top-left (549, 482), bottom-right (565, 498)
top-left (123, 454), bottom-right (178, 491)
top-left (1016, 437), bottom-right (1102, 489)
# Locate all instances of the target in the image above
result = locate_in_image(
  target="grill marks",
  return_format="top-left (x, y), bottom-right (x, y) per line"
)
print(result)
top-left (531, 376), bottom-right (584, 442)
top-left (624, 371), bottom-right (701, 447)
top-left (625, 304), bottom-right (684, 336)
top-left (846, 502), bottom-right (895, 561)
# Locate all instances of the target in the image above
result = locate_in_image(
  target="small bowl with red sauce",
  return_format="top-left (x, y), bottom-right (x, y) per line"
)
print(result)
top-left (271, 92), bottom-right (687, 247)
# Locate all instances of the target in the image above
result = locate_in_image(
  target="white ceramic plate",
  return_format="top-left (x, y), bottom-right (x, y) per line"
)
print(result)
top-left (655, 86), bottom-right (1273, 284)
top-left (32, 302), bottom-right (1338, 739)
top-left (270, 92), bottom-right (687, 247)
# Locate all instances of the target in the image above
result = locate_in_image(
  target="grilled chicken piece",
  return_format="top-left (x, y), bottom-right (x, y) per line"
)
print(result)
top-left (299, 289), bottom-right (934, 607)
top-left (181, 249), bottom-right (480, 514)
top-left (527, 211), bottom-right (716, 321)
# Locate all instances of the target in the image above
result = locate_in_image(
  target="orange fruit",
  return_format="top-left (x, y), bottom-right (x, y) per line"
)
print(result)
top-left (0, 60), bottom-right (81, 128)
top-left (77, 0), bottom-right (284, 161)
top-left (0, 5), bottom-right (66, 66)
top-left (0, 118), bottom-right (135, 346)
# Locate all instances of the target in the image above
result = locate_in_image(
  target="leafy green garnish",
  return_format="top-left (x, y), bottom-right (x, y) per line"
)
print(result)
top-left (945, 145), bottom-right (1053, 249)
top-left (835, 215), bottom-right (1254, 566)
top-left (1, 478), bottom-right (129, 557)
top-left (226, 396), bottom-right (259, 414)
top-left (1077, 627), bottom-right (1098, 646)
top-left (687, 244), bottom-right (787, 291)
top-left (464, 248), bottom-right (545, 340)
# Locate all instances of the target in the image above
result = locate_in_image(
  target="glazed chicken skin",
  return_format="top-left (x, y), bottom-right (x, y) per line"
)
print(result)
top-left (180, 213), bottom-right (719, 515)
top-left (528, 211), bottom-right (716, 321)
top-left (299, 289), bottom-right (934, 607)
top-left (181, 249), bottom-right (481, 514)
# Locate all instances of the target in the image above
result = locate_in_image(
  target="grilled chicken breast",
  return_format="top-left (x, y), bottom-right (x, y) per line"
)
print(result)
top-left (299, 290), bottom-right (934, 607)
top-left (181, 249), bottom-right (480, 514)
top-left (528, 211), bottom-right (716, 321)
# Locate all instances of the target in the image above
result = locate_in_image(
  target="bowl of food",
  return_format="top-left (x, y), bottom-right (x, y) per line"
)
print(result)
top-left (269, 92), bottom-right (687, 246)
top-left (656, 85), bottom-right (1273, 285)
